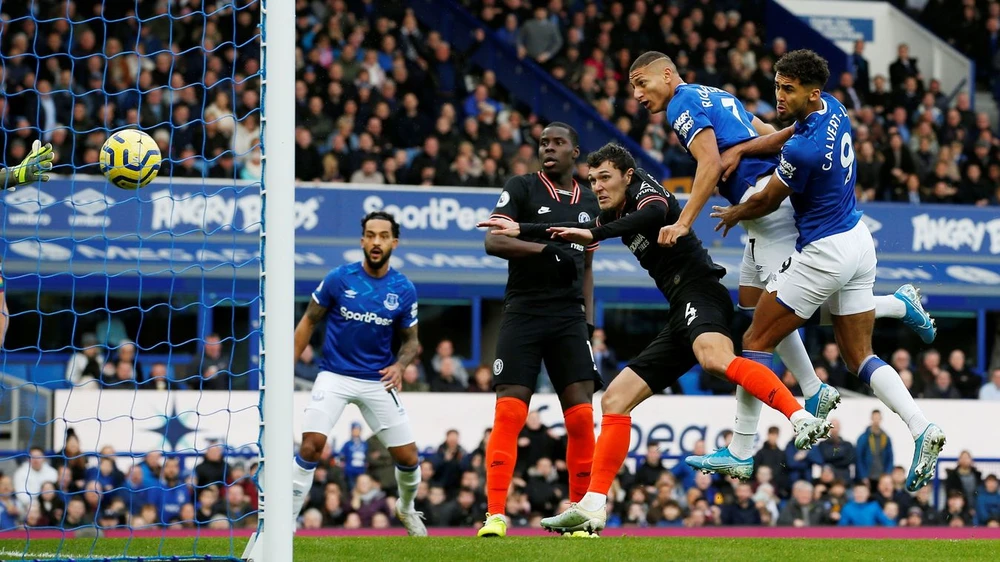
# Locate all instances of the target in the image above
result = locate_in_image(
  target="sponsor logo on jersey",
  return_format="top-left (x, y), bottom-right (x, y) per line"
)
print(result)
top-left (384, 293), bottom-right (399, 311)
top-left (685, 302), bottom-right (698, 326)
top-left (637, 181), bottom-right (658, 198)
top-left (497, 191), bottom-right (510, 207)
top-left (339, 307), bottom-right (392, 326)
top-left (578, 212), bottom-right (591, 223)
top-left (538, 206), bottom-right (551, 214)
top-left (778, 155), bottom-right (796, 179)
top-left (493, 359), bottom-right (504, 376)
top-left (673, 110), bottom-right (694, 141)
top-left (343, 289), bottom-right (357, 299)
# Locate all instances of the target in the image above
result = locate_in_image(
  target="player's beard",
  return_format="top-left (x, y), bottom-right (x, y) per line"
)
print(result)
top-left (364, 247), bottom-right (392, 271)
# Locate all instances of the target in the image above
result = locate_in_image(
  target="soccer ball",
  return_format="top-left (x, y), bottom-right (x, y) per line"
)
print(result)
top-left (99, 129), bottom-right (162, 190)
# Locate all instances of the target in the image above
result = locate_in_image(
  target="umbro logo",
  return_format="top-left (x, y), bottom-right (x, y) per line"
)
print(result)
top-left (538, 206), bottom-right (551, 214)
top-left (344, 289), bottom-right (357, 299)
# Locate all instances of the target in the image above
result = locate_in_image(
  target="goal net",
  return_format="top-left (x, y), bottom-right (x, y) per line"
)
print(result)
top-left (0, 1), bottom-right (292, 560)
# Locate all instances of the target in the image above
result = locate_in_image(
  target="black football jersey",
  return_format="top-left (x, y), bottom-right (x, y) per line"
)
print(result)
top-left (490, 171), bottom-right (600, 317)
top-left (592, 168), bottom-right (725, 302)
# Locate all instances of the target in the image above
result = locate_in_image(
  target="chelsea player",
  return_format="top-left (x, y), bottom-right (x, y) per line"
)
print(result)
top-left (288, 211), bottom-right (426, 535)
top-left (712, 50), bottom-right (945, 492)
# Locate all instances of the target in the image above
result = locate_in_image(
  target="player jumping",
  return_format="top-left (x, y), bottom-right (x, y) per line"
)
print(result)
top-left (1, 139), bottom-right (55, 347)
top-left (481, 143), bottom-right (830, 535)
top-left (626, 51), bottom-right (936, 479)
top-left (711, 50), bottom-right (945, 492)
top-left (476, 123), bottom-right (602, 538)
top-left (288, 211), bottom-right (426, 535)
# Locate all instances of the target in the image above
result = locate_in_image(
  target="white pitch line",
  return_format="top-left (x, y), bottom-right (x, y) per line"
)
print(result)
top-left (0, 548), bottom-right (62, 560)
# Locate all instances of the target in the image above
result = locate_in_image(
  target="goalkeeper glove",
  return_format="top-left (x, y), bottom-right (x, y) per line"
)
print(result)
top-left (5, 139), bottom-right (54, 190)
top-left (541, 244), bottom-right (578, 287)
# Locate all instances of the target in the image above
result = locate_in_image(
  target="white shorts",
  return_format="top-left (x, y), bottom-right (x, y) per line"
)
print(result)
top-left (766, 220), bottom-right (877, 319)
top-left (738, 175), bottom-right (798, 290)
top-left (302, 371), bottom-right (414, 448)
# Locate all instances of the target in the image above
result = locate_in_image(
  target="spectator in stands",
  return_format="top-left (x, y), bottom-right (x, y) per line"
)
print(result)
top-left (349, 474), bottom-right (390, 527)
top-left (65, 333), bottom-right (105, 385)
top-left (889, 43), bottom-right (921, 92)
top-left (922, 369), bottom-right (962, 399)
top-left (0, 476), bottom-right (22, 529)
top-left (839, 482), bottom-right (895, 526)
top-left (431, 430), bottom-right (467, 491)
top-left (980, 368), bottom-right (1000, 399)
top-left (517, 7), bottom-right (563, 66)
top-left (339, 422), bottom-right (368, 490)
top-left (634, 443), bottom-right (666, 490)
top-left (154, 457), bottom-right (191, 525)
top-left (194, 442), bottom-right (229, 488)
top-left (946, 450), bottom-right (983, 502)
top-left (855, 410), bottom-right (893, 485)
top-left (946, 349), bottom-right (981, 398)
top-left (817, 342), bottom-right (850, 390)
top-left (53, 429), bottom-right (88, 491)
top-left (941, 490), bottom-right (973, 527)
top-left (430, 357), bottom-right (467, 392)
top-left (721, 482), bottom-right (761, 526)
top-left (466, 364), bottom-right (493, 393)
top-left (144, 362), bottom-right (174, 391)
top-left (12, 447), bottom-right (59, 511)
top-left (810, 420), bottom-right (855, 484)
top-left (402, 364), bottom-right (429, 392)
top-left (61, 497), bottom-right (91, 529)
top-left (916, 349), bottom-right (943, 395)
top-left (976, 474), bottom-right (1000, 526)
top-left (753, 427), bottom-right (789, 496)
top-left (102, 339), bottom-right (144, 385)
top-left (590, 328), bottom-right (618, 385)
top-left (195, 485), bottom-right (225, 526)
top-left (777, 480), bottom-right (824, 527)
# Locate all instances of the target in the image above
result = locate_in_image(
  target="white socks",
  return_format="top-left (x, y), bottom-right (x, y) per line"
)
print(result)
top-left (874, 295), bottom-right (906, 319)
top-left (729, 386), bottom-right (762, 460)
top-left (860, 356), bottom-right (930, 439)
top-left (395, 464), bottom-right (421, 513)
top-left (775, 329), bottom-right (823, 398)
top-left (578, 492), bottom-right (607, 512)
top-left (291, 455), bottom-right (317, 521)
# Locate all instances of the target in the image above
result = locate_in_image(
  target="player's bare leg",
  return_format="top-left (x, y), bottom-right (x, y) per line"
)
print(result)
top-left (388, 443), bottom-right (427, 536)
top-left (479, 384), bottom-right (533, 537)
top-left (542, 369), bottom-right (651, 534)
top-left (830, 310), bottom-right (944, 491)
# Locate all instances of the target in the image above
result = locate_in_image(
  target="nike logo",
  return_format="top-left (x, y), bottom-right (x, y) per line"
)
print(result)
top-left (554, 256), bottom-right (560, 262)
top-left (538, 206), bottom-right (551, 214)
top-left (490, 460), bottom-right (505, 467)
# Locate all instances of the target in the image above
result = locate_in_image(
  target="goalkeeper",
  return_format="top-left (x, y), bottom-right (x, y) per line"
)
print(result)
top-left (0, 140), bottom-right (55, 346)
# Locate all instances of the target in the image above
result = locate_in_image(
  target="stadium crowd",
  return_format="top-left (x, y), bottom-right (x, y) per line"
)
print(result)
top-left (3, 416), bottom-right (999, 531)
top-left (1, 0), bottom-right (999, 204)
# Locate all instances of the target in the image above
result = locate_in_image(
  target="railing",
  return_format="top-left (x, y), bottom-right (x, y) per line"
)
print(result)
top-left (0, 375), bottom-right (52, 453)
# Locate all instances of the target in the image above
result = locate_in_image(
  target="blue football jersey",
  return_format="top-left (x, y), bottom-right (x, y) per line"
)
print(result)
top-left (667, 83), bottom-right (778, 205)
top-left (312, 262), bottom-right (418, 381)
top-left (775, 93), bottom-right (862, 250)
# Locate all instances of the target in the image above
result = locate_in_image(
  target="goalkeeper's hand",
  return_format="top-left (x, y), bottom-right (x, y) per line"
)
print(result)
top-left (5, 140), bottom-right (55, 190)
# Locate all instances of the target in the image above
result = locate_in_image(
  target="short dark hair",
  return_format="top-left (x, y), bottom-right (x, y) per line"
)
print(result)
top-left (543, 121), bottom-right (579, 147)
top-left (361, 210), bottom-right (400, 238)
top-left (586, 142), bottom-right (636, 172)
top-left (630, 51), bottom-right (671, 73)
top-left (774, 49), bottom-right (830, 89)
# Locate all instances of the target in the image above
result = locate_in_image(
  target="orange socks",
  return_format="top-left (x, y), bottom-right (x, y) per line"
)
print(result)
top-left (485, 396), bottom-right (528, 515)
top-left (562, 403), bottom-right (595, 502)
top-left (587, 413), bottom-right (632, 495)
top-left (726, 355), bottom-right (802, 419)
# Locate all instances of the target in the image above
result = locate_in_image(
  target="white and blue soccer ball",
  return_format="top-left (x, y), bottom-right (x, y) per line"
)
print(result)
top-left (99, 129), bottom-right (162, 190)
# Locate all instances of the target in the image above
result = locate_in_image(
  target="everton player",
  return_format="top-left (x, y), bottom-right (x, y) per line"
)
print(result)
top-left (480, 143), bottom-right (830, 535)
top-left (287, 211), bottom-right (426, 536)
top-left (476, 123), bottom-right (602, 538)
top-left (627, 51), bottom-right (936, 480)
top-left (712, 50), bottom-right (945, 492)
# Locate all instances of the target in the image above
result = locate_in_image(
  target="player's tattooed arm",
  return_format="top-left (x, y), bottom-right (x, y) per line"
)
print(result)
top-left (294, 300), bottom-right (327, 362)
top-left (710, 174), bottom-right (793, 236)
top-left (381, 324), bottom-right (419, 391)
top-left (394, 324), bottom-right (420, 369)
top-left (720, 125), bottom-right (795, 182)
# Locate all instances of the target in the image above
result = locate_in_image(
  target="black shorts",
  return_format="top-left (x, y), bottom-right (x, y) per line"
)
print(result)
top-left (493, 312), bottom-right (603, 393)
top-left (627, 278), bottom-right (734, 393)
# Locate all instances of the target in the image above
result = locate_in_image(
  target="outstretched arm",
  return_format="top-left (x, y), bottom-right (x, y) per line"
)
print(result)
top-left (294, 300), bottom-right (327, 361)
top-left (1, 140), bottom-right (54, 190)
top-left (483, 226), bottom-right (549, 258)
top-left (710, 174), bottom-right (793, 236)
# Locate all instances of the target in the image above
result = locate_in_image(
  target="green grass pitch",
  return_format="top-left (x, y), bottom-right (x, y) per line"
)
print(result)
top-left (1, 537), bottom-right (997, 562)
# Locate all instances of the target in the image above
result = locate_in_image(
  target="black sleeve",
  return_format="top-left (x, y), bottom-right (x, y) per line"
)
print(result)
top-left (518, 218), bottom-right (598, 238)
top-left (490, 176), bottom-right (528, 222)
top-left (588, 200), bottom-right (669, 241)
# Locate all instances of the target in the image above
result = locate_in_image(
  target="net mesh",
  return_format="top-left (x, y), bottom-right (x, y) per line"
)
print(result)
top-left (0, 1), bottom-right (262, 559)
